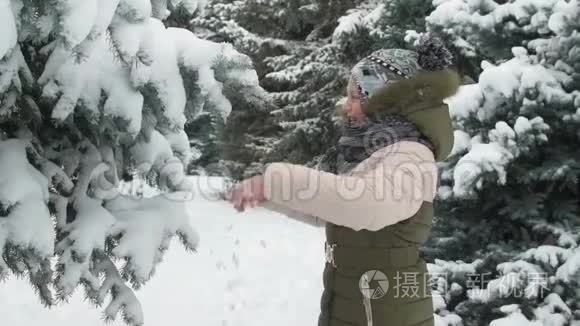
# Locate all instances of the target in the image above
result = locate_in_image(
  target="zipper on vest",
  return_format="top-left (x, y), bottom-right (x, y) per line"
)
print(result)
top-left (363, 295), bottom-right (373, 326)
top-left (360, 276), bottom-right (373, 326)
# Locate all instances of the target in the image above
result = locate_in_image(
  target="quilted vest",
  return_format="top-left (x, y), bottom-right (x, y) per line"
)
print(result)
top-left (318, 201), bottom-right (435, 326)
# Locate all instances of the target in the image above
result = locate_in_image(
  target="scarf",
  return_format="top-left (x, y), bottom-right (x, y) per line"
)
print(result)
top-left (316, 112), bottom-right (435, 175)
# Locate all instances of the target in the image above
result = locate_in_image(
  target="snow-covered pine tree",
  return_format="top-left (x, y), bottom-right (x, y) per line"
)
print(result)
top-left (330, 0), bottom-right (434, 59)
top-left (183, 31), bottom-right (275, 178)
top-left (417, 1), bottom-right (580, 324)
top-left (190, 0), bottom-right (345, 179)
top-left (0, 0), bottom-right (266, 324)
top-left (193, 0), bottom-right (431, 177)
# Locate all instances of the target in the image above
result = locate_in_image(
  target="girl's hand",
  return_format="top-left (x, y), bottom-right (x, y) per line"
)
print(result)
top-left (225, 174), bottom-right (266, 212)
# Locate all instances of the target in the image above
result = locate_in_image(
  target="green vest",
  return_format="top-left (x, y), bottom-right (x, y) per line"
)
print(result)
top-left (318, 201), bottom-right (435, 326)
top-left (317, 69), bottom-right (459, 326)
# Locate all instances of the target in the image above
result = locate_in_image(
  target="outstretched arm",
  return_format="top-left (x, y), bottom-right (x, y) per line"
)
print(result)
top-left (261, 142), bottom-right (437, 231)
top-left (258, 200), bottom-right (326, 227)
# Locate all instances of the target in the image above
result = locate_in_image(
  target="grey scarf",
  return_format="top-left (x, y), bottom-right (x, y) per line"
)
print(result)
top-left (317, 113), bottom-right (435, 175)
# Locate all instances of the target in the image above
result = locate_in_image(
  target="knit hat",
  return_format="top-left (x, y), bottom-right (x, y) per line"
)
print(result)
top-left (349, 33), bottom-right (454, 106)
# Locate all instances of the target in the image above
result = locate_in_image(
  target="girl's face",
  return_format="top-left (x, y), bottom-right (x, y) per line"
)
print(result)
top-left (342, 78), bottom-right (365, 122)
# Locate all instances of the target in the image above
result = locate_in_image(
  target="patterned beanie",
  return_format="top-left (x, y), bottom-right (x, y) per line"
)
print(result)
top-left (349, 33), bottom-right (454, 106)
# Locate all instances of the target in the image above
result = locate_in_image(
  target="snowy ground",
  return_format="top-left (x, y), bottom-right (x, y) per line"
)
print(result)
top-left (0, 176), bottom-right (326, 326)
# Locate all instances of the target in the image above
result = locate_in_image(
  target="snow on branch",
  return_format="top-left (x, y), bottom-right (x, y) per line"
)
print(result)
top-left (0, 0), bottom-right (264, 324)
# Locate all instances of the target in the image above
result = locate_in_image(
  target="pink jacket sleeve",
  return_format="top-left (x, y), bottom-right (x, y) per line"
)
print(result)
top-left (260, 141), bottom-right (438, 231)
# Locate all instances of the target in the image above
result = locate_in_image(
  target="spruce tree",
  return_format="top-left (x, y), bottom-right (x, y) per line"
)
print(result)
top-left (0, 0), bottom-right (264, 324)
top-left (191, 0), bottom-right (353, 178)
top-left (421, 1), bottom-right (580, 324)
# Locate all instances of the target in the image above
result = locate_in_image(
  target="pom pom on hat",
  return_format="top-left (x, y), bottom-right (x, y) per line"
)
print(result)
top-left (415, 33), bottom-right (453, 71)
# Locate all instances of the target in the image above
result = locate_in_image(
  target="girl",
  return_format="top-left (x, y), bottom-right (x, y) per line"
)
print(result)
top-left (226, 34), bottom-right (460, 326)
